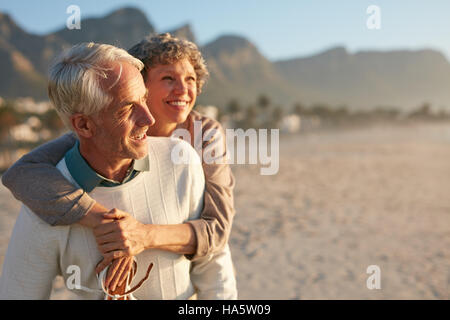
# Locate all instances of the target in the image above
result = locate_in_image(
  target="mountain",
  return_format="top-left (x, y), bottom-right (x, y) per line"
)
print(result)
top-left (0, 7), bottom-right (155, 100)
top-left (166, 24), bottom-right (196, 43)
top-left (52, 7), bottom-right (155, 51)
top-left (274, 47), bottom-right (450, 110)
top-left (198, 35), bottom-right (297, 108)
top-left (2, 7), bottom-right (450, 112)
top-left (0, 12), bottom-right (55, 99)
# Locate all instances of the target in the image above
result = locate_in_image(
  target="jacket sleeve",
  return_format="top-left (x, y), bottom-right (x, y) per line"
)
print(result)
top-left (1, 132), bottom-right (96, 226)
top-left (186, 118), bottom-right (236, 260)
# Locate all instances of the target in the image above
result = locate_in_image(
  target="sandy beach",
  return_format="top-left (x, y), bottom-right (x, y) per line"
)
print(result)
top-left (0, 122), bottom-right (449, 299)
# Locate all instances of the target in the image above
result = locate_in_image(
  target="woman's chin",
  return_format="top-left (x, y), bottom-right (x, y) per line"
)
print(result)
top-left (171, 111), bottom-right (190, 124)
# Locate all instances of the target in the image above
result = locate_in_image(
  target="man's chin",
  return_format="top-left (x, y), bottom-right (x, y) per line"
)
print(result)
top-left (125, 144), bottom-right (148, 160)
top-left (135, 153), bottom-right (148, 160)
top-left (134, 146), bottom-right (149, 159)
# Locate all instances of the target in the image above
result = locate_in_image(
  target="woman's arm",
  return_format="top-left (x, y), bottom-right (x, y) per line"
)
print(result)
top-left (1, 132), bottom-right (96, 225)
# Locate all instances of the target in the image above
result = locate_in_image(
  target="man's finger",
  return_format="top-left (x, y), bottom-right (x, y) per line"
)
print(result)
top-left (95, 251), bottom-right (126, 274)
top-left (99, 241), bottom-right (127, 255)
top-left (96, 257), bottom-right (112, 275)
top-left (103, 208), bottom-right (128, 220)
top-left (95, 232), bottom-right (120, 245)
top-left (105, 258), bottom-right (122, 289)
top-left (109, 257), bottom-right (132, 291)
top-left (117, 258), bottom-right (133, 288)
top-left (93, 220), bottom-right (121, 237)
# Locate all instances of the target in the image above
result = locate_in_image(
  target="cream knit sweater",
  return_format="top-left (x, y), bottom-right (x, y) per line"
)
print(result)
top-left (0, 137), bottom-right (237, 300)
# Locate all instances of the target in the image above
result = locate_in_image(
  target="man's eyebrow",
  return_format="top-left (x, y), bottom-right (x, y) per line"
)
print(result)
top-left (119, 89), bottom-right (148, 106)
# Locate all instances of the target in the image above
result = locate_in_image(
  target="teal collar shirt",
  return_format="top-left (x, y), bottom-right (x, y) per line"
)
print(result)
top-left (64, 141), bottom-right (149, 192)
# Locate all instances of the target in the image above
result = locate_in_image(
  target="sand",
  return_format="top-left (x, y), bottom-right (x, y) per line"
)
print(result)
top-left (0, 122), bottom-right (449, 299)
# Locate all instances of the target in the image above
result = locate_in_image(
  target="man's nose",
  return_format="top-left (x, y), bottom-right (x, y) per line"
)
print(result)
top-left (136, 103), bottom-right (155, 127)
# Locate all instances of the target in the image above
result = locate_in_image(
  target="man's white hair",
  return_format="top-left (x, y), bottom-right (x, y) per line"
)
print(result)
top-left (48, 42), bottom-right (144, 129)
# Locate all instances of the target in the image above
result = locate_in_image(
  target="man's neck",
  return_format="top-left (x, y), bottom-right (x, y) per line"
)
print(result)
top-left (79, 143), bottom-right (132, 182)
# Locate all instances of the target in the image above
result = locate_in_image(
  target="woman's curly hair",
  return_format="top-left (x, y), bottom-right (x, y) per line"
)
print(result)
top-left (128, 33), bottom-right (209, 93)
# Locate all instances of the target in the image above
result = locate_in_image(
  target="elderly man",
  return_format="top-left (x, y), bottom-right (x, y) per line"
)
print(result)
top-left (0, 42), bottom-right (237, 299)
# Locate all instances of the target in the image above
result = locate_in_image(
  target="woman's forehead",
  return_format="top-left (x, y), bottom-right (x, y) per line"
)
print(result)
top-left (148, 58), bottom-right (195, 74)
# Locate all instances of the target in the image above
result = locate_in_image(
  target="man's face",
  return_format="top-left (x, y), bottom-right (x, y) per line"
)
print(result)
top-left (144, 58), bottom-right (197, 127)
top-left (92, 61), bottom-right (155, 161)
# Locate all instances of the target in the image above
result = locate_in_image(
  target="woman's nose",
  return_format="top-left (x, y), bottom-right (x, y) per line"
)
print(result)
top-left (173, 79), bottom-right (188, 94)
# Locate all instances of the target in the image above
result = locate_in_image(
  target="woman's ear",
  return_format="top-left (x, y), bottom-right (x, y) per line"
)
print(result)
top-left (70, 113), bottom-right (96, 138)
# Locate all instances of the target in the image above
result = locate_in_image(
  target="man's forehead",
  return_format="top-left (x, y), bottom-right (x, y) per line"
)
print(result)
top-left (99, 62), bottom-right (123, 89)
top-left (100, 61), bottom-right (145, 102)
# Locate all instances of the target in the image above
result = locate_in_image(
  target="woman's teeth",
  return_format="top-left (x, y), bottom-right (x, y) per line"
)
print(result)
top-left (168, 101), bottom-right (188, 106)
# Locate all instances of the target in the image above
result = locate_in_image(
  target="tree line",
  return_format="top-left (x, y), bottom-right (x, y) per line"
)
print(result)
top-left (219, 95), bottom-right (450, 130)
top-left (0, 95), bottom-right (449, 146)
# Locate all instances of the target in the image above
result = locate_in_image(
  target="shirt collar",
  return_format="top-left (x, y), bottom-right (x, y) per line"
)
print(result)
top-left (64, 140), bottom-right (149, 192)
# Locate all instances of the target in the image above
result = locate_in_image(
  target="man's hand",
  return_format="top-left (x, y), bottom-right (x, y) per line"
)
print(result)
top-left (80, 204), bottom-right (138, 292)
top-left (96, 256), bottom-right (134, 292)
top-left (94, 208), bottom-right (150, 258)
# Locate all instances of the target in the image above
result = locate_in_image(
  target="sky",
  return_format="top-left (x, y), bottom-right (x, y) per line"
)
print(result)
top-left (1, 0), bottom-right (450, 61)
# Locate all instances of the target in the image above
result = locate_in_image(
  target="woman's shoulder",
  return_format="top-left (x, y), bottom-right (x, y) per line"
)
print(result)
top-left (188, 109), bottom-right (224, 131)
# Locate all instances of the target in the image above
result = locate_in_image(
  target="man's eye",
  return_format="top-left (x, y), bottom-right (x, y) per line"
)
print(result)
top-left (162, 76), bottom-right (173, 81)
top-left (119, 105), bottom-right (133, 116)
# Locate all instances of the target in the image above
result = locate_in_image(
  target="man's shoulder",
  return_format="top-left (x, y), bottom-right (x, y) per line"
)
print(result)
top-left (147, 136), bottom-right (192, 149)
top-left (18, 203), bottom-right (66, 233)
top-left (55, 157), bottom-right (79, 188)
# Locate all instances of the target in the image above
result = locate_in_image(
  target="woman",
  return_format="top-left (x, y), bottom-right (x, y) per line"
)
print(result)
top-left (1, 34), bottom-right (235, 292)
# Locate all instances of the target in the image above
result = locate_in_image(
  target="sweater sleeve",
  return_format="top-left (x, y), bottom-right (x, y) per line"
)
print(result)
top-left (0, 206), bottom-right (61, 299)
top-left (1, 132), bottom-right (96, 226)
top-left (186, 117), bottom-right (236, 260)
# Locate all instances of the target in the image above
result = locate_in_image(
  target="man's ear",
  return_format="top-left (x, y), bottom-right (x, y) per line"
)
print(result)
top-left (70, 113), bottom-right (96, 138)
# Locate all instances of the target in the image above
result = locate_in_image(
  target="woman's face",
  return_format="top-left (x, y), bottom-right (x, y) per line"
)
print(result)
top-left (144, 58), bottom-right (197, 132)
